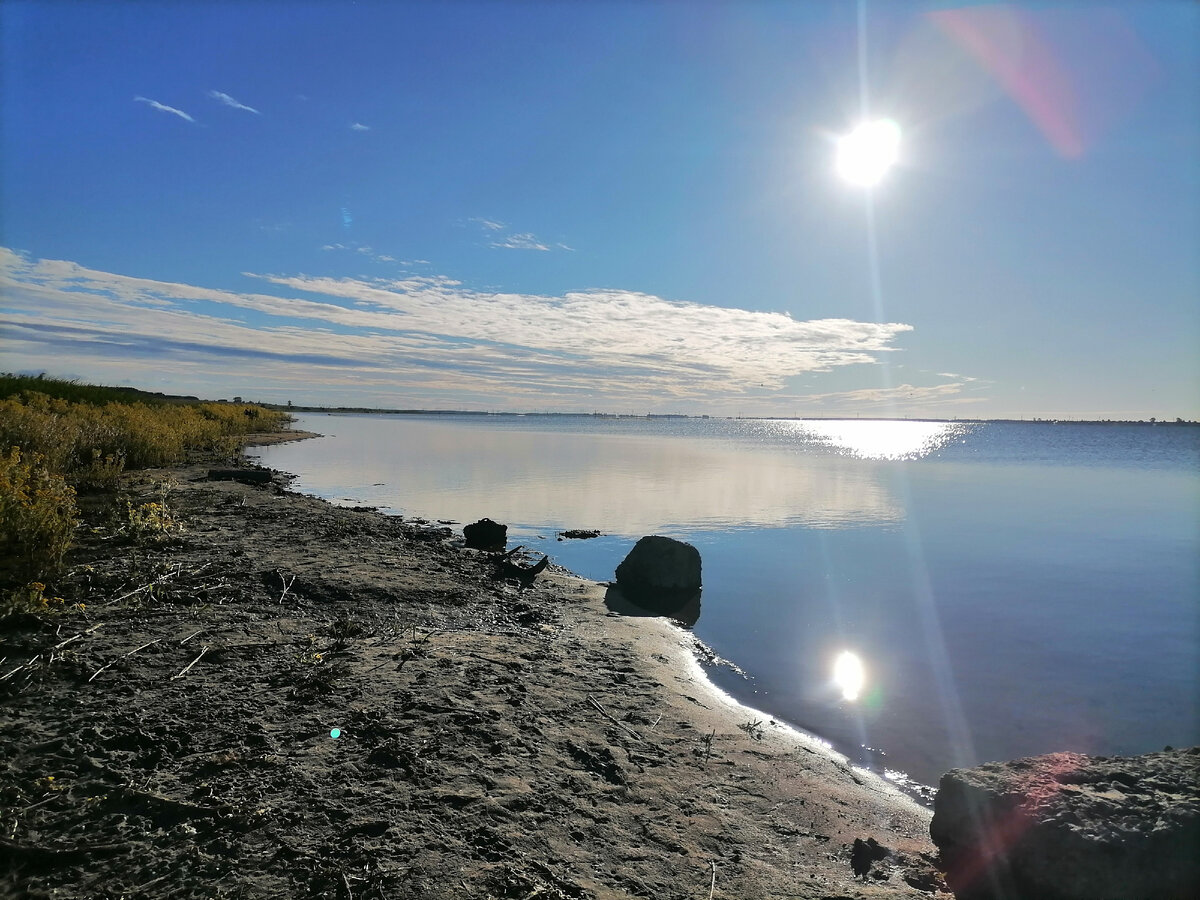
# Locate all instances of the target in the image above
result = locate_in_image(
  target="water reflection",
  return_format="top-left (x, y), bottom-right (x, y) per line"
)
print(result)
top-left (255, 414), bottom-right (909, 534)
top-left (833, 650), bottom-right (866, 701)
top-left (603, 584), bottom-right (702, 627)
top-left (788, 419), bottom-right (971, 460)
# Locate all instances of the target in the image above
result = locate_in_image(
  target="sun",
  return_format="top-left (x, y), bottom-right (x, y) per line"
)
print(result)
top-left (835, 119), bottom-right (902, 187)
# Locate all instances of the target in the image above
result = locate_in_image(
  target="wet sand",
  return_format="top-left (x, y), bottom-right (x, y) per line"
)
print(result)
top-left (1, 433), bottom-right (945, 898)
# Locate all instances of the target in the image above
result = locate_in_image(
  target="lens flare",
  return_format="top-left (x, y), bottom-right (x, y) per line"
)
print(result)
top-left (833, 650), bottom-right (866, 701)
top-left (835, 119), bottom-right (902, 186)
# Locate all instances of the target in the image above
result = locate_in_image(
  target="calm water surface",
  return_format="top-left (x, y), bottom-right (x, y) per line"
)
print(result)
top-left (252, 414), bottom-right (1200, 788)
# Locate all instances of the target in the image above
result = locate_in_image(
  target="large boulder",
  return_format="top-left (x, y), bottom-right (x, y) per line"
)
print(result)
top-left (930, 746), bottom-right (1200, 900)
top-left (615, 536), bottom-right (701, 600)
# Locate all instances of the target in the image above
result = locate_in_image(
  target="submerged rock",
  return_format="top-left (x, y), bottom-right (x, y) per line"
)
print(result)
top-left (615, 535), bottom-right (701, 600)
top-left (930, 746), bottom-right (1200, 900)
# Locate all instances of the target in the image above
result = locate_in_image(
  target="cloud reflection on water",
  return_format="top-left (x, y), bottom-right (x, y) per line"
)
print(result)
top-left (256, 415), bottom-right (937, 535)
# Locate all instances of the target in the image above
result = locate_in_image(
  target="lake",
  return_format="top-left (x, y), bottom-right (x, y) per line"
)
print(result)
top-left (250, 413), bottom-right (1200, 790)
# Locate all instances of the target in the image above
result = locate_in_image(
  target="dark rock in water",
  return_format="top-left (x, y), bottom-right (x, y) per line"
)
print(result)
top-left (463, 518), bottom-right (507, 551)
top-left (615, 535), bottom-right (701, 601)
top-left (558, 529), bottom-right (601, 540)
top-left (930, 746), bottom-right (1200, 900)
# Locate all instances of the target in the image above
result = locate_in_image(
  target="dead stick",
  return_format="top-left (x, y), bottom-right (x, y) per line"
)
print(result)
top-left (171, 645), bottom-right (210, 680)
top-left (586, 695), bottom-right (642, 742)
top-left (88, 639), bottom-right (162, 683)
top-left (52, 624), bottom-right (103, 651)
top-left (278, 572), bottom-right (296, 604)
top-left (179, 629), bottom-right (205, 645)
top-left (0, 659), bottom-right (35, 682)
top-left (708, 860), bottom-right (716, 900)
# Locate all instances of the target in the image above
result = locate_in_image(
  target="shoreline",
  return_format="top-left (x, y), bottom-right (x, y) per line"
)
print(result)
top-left (2, 437), bottom-right (946, 897)
top-left (246, 424), bottom-right (939, 803)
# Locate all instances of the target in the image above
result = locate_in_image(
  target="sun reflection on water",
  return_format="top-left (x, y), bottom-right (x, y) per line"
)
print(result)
top-left (833, 650), bottom-right (866, 702)
top-left (793, 420), bottom-right (972, 460)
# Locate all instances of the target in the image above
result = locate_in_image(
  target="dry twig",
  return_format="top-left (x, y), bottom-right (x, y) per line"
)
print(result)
top-left (88, 639), bottom-right (162, 682)
top-left (171, 645), bottom-right (210, 680)
top-left (278, 571), bottom-right (296, 604)
top-left (586, 694), bottom-right (643, 742)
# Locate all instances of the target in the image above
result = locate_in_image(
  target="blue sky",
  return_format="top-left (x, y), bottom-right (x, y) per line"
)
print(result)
top-left (2, 1), bottom-right (1197, 418)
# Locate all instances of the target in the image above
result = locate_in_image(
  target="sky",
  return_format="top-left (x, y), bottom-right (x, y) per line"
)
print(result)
top-left (2, 0), bottom-right (1197, 419)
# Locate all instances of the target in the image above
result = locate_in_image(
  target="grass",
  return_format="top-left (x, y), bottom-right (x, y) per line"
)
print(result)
top-left (0, 374), bottom-right (292, 605)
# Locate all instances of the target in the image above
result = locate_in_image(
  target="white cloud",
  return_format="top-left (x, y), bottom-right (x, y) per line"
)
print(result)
top-left (350, 122), bottom-right (371, 131)
top-left (1, 247), bottom-right (915, 410)
top-left (134, 96), bottom-right (194, 122)
top-left (493, 233), bottom-right (551, 251)
top-left (208, 90), bottom-right (260, 114)
top-left (469, 218), bottom-right (506, 231)
top-left (794, 382), bottom-right (982, 408)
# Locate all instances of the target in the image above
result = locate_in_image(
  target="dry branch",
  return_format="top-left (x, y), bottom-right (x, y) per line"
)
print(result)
top-left (586, 694), bottom-right (643, 742)
top-left (171, 645), bottom-right (210, 680)
top-left (88, 638), bottom-right (162, 682)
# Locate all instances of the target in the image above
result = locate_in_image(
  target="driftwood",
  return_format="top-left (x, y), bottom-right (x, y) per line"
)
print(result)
top-left (206, 468), bottom-right (274, 485)
top-left (495, 546), bottom-right (550, 584)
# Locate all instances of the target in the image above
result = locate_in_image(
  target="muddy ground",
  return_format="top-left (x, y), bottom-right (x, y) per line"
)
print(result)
top-left (1, 434), bottom-right (946, 899)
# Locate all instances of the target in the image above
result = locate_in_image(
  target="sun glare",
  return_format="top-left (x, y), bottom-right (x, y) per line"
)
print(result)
top-left (833, 650), bottom-right (866, 702)
top-left (835, 119), bottom-right (902, 187)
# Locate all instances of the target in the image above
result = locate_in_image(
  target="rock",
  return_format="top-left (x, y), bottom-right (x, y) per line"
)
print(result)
top-left (558, 529), bottom-right (601, 540)
top-left (615, 536), bottom-right (701, 600)
top-left (207, 467), bottom-right (274, 485)
top-left (930, 746), bottom-right (1200, 900)
top-left (850, 837), bottom-right (890, 881)
top-left (463, 518), bottom-right (507, 551)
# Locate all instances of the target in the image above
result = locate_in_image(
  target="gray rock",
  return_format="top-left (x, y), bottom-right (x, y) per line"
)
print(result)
top-left (615, 536), bottom-right (701, 598)
top-left (930, 746), bottom-right (1200, 900)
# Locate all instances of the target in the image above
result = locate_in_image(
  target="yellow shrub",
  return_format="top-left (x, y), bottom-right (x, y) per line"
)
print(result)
top-left (0, 447), bottom-right (79, 585)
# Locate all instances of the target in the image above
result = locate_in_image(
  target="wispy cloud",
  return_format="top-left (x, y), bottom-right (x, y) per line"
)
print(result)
top-left (350, 122), bottom-right (371, 131)
top-left (134, 96), bottom-right (194, 122)
top-left (320, 243), bottom-right (398, 265)
top-left (493, 233), bottom-right (551, 251)
top-left (469, 217), bottom-right (570, 252)
top-left (1, 247), bottom-right (915, 410)
top-left (208, 90), bottom-right (260, 114)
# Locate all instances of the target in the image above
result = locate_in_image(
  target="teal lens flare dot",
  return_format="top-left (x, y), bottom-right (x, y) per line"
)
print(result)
top-left (330, 728), bottom-right (341, 739)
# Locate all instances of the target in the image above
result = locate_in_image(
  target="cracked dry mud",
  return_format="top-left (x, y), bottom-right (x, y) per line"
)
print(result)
top-left (1, 450), bottom-right (946, 899)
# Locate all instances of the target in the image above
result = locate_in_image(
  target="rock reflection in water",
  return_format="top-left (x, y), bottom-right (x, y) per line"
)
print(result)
top-left (603, 584), bottom-right (702, 628)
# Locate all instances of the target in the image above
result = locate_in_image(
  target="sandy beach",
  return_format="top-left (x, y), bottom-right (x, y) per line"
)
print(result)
top-left (1, 432), bottom-right (946, 899)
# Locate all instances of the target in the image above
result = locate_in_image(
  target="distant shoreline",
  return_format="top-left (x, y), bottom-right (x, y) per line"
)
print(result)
top-left (264, 406), bottom-right (1200, 426)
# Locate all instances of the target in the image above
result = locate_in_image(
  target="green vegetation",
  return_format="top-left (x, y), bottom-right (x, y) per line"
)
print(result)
top-left (0, 374), bottom-right (290, 608)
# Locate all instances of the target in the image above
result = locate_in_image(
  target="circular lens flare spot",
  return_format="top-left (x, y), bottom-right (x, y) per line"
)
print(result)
top-left (835, 119), bottom-right (901, 186)
top-left (833, 650), bottom-right (866, 701)
top-left (330, 728), bottom-right (341, 739)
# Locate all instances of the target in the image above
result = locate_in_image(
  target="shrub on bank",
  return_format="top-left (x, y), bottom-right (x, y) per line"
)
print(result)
top-left (0, 447), bottom-right (78, 585)
top-left (0, 376), bottom-right (291, 592)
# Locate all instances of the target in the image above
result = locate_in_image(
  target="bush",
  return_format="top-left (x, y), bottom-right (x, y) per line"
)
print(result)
top-left (0, 380), bottom-right (292, 588)
top-left (0, 447), bottom-right (79, 585)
